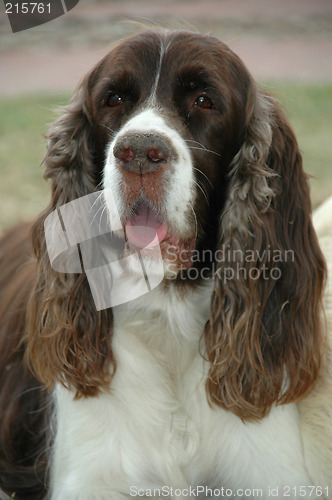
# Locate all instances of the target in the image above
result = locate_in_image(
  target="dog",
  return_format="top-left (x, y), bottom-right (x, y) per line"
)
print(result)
top-left (0, 29), bottom-right (331, 500)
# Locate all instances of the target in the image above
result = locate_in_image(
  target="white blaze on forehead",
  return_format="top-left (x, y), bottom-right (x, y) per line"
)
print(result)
top-left (103, 108), bottom-right (196, 236)
top-left (146, 37), bottom-right (166, 107)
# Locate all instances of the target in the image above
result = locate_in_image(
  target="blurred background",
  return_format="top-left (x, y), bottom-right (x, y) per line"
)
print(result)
top-left (0, 0), bottom-right (332, 232)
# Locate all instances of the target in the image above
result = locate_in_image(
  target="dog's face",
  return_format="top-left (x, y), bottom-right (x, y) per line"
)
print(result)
top-left (85, 31), bottom-right (251, 275)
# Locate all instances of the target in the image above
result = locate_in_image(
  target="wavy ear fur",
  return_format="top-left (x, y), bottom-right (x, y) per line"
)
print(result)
top-left (205, 84), bottom-right (326, 421)
top-left (25, 72), bottom-right (115, 397)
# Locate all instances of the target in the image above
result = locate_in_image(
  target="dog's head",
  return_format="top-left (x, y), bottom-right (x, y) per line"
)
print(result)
top-left (99, 31), bottom-right (252, 273)
top-left (27, 30), bottom-right (326, 420)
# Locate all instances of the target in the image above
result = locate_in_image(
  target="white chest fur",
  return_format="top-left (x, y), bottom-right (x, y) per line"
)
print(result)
top-left (51, 283), bottom-right (312, 499)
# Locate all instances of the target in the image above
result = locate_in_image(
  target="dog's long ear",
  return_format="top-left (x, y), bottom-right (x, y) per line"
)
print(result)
top-left (204, 84), bottom-right (326, 421)
top-left (26, 66), bottom-right (115, 397)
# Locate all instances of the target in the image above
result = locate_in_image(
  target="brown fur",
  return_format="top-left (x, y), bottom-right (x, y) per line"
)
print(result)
top-left (0, 30), bottom-right (327, 496)
top-left (0, 224), bottom-right (50, 498)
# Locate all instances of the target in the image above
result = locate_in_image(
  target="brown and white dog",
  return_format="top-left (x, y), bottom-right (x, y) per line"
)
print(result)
top-left (0, 29), bottom-right (331, 500)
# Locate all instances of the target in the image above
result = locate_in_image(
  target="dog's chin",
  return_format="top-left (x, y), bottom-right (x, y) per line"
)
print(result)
top-left (123, 200), bottom-right (196, 277)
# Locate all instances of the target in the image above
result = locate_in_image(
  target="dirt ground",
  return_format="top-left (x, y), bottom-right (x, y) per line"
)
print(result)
top-left (1, 0), bottom-right (332, 95)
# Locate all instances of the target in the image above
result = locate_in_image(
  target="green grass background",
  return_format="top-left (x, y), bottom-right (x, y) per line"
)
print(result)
top-left (0, 84), bottom-right (331, 233)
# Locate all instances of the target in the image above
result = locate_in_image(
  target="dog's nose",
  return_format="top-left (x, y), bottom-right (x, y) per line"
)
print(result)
top-left (113, 133), bottom-right (171, 174)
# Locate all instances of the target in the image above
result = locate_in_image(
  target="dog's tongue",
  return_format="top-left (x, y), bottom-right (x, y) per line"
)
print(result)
top-left (125, 204), bottom-right (168, 248)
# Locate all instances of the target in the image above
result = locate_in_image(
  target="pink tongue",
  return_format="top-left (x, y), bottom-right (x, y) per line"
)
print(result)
top-left (125, 204), bottom-right (168, 248)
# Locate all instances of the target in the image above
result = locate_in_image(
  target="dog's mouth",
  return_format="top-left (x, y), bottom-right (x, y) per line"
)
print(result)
top-left (124, 201), bottom-right (195, 269)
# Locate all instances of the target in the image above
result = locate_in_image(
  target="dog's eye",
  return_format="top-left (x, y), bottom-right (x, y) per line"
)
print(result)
top-left (194, 95), bottom-right (215, 110)
top-left (105, 93), bottom-right (123, 108)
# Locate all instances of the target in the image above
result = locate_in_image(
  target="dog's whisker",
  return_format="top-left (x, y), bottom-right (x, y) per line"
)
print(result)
top-left (193, 167), bottom-right (214, 190)
top-left (188, 201), bottom-right (198, 238)
top-left (185, 139), bottom-right (207, 147)
top-left (100, 123), bottom-right (116, 137)
top-left (187, 145), bottom-right (221, 157)
top-left (89, 191), bottom-right (105, 213)
top-left (98, 205), bottom-right (109, 234)
top-left (193, 179), bottom-right (209, 206)
top-left (95, 180), bottom-right (104, 190)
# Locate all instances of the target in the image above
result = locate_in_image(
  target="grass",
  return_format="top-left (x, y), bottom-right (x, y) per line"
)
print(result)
top-left (264, 82), bottom-right (332, 207)
top-left (0, 83), bottom-right (331, 232)
top-left (0, 94), bottom-right (69, 231)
